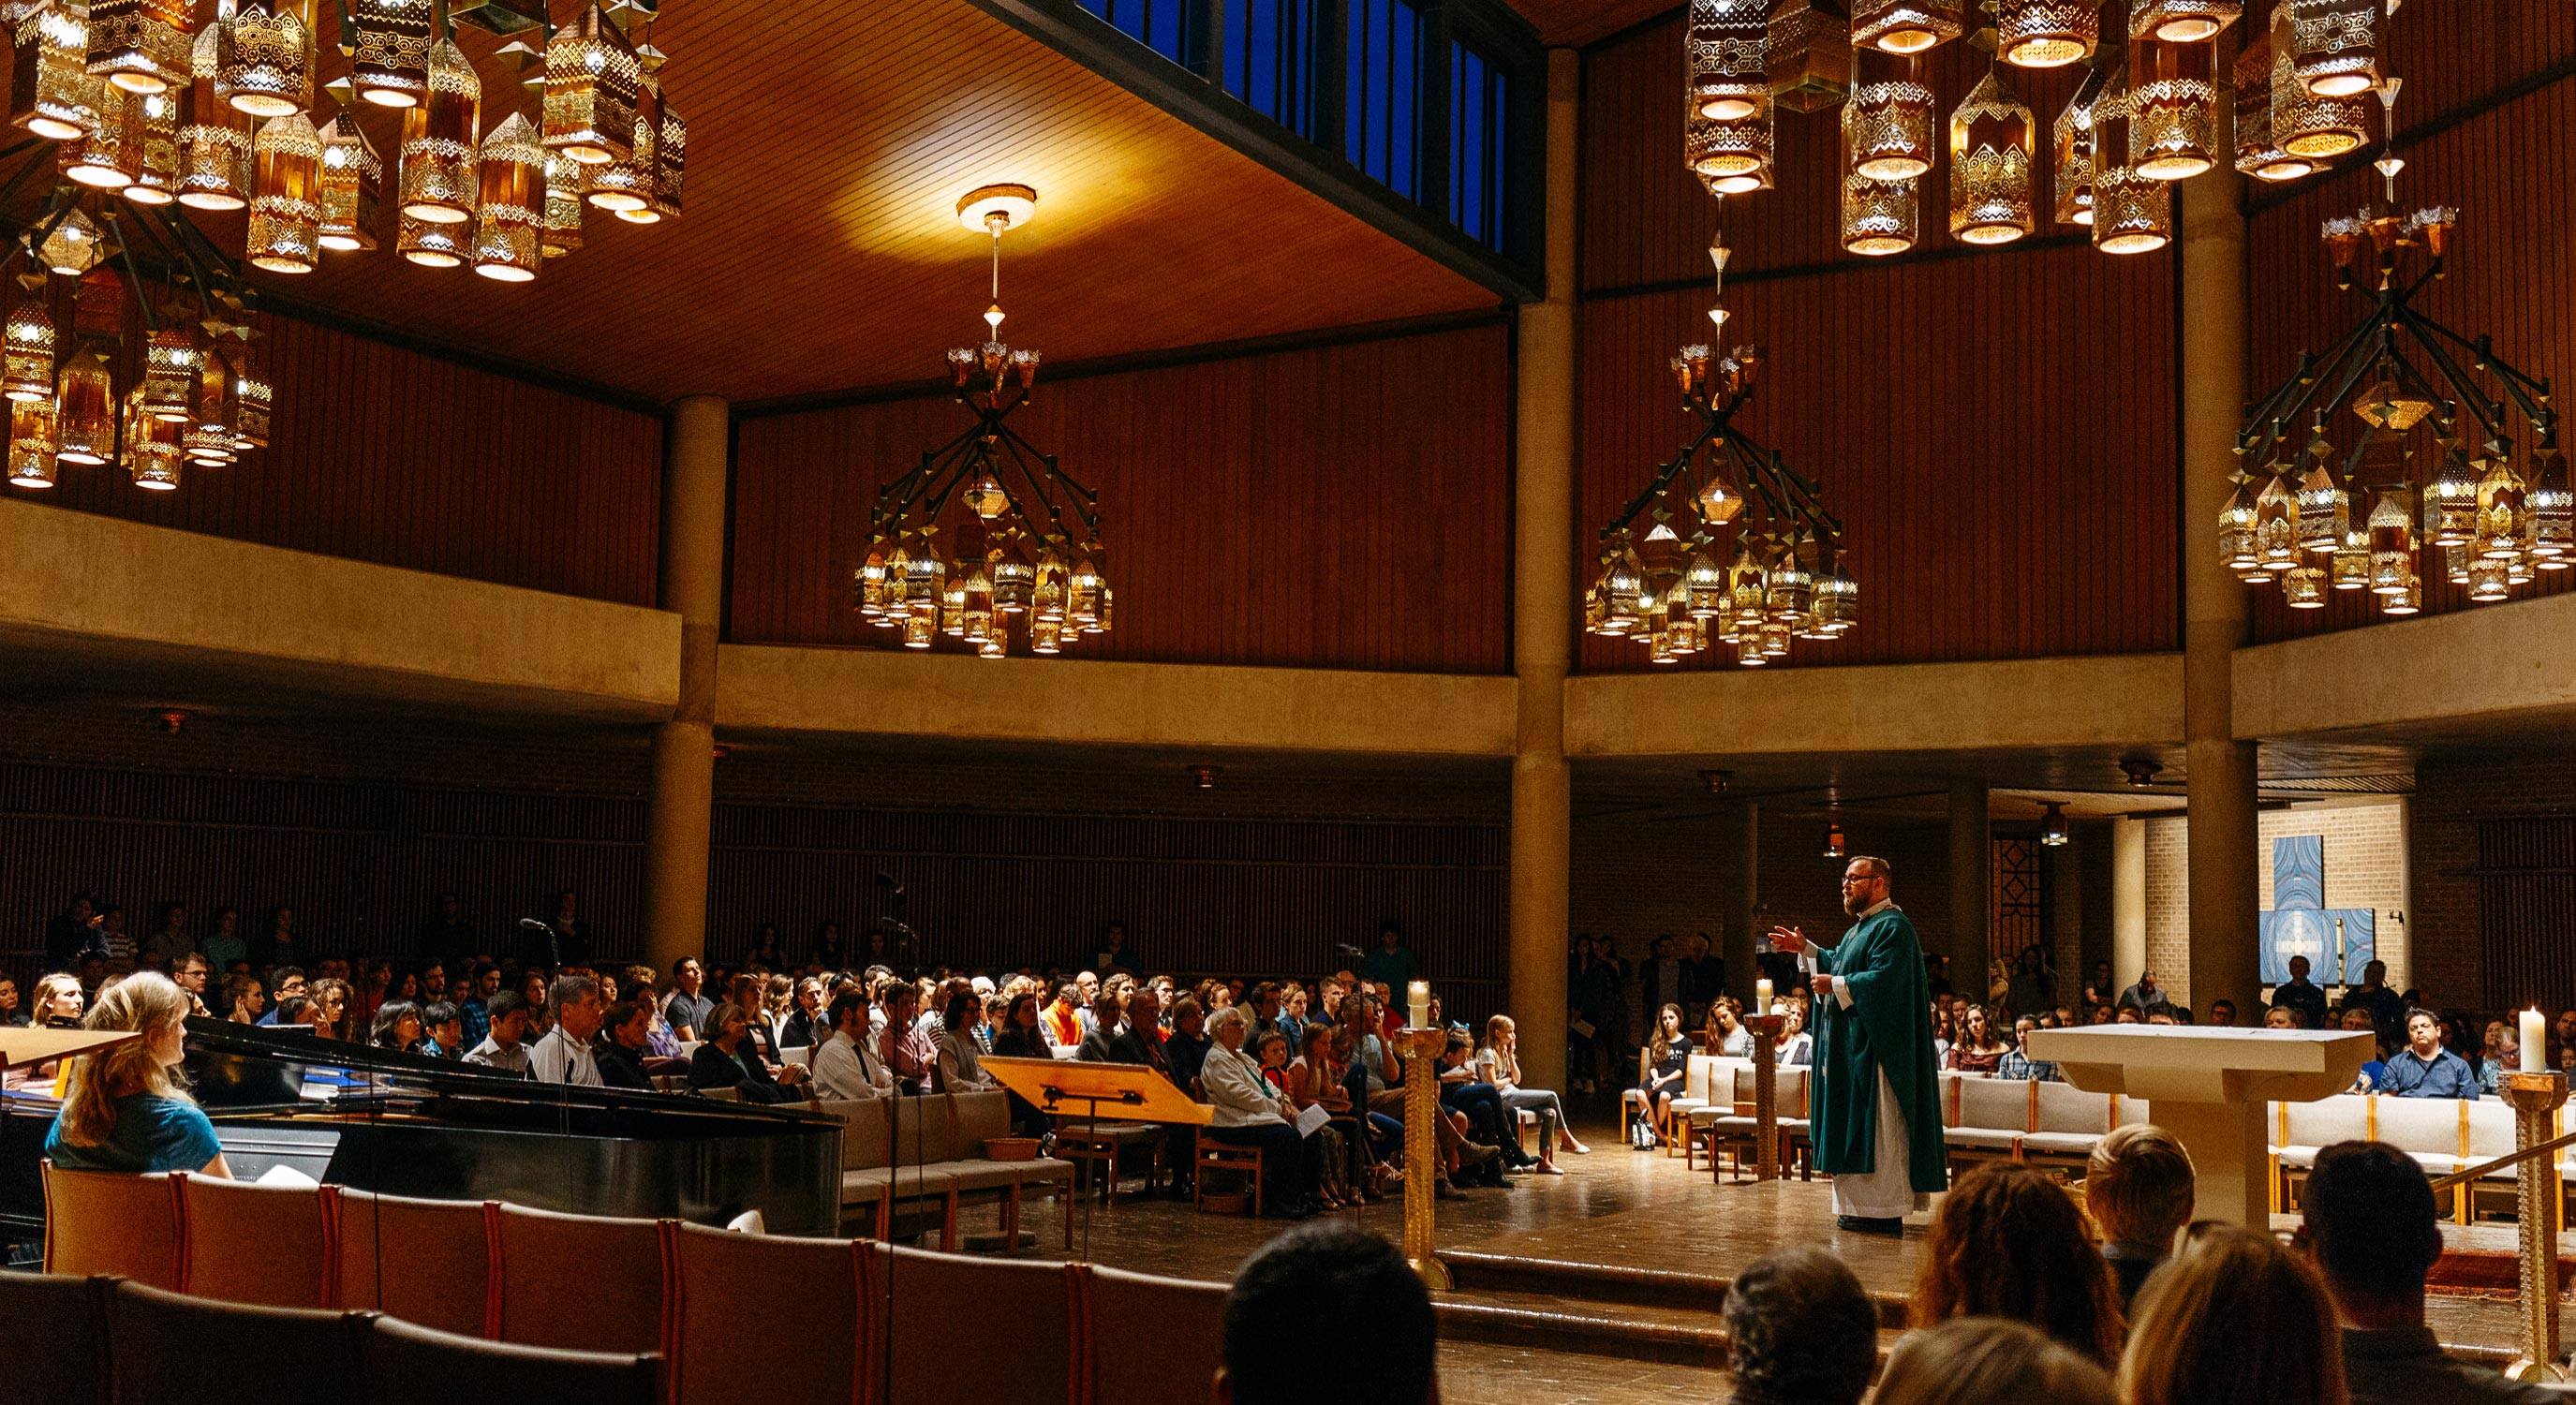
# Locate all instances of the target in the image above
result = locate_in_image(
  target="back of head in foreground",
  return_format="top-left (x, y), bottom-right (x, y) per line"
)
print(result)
top-left (1912, 1161), bottom-right (2125, 1365)
top-left (1220, 1222), bottom-right (1436, 1405)
top-left (1724, 1244), bottom-right (1879, 1405)
top-left (1874, 1318), bottom-right (2115, 1405)
top-left (2117, 1221), bottom-right (2347, 1405)
top-left (2297, 1139), bottom-right (2443, 1320)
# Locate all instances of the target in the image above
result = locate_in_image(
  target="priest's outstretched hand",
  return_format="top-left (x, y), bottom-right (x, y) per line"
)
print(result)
top-left (1766, 924), bottom-right (1806, 954)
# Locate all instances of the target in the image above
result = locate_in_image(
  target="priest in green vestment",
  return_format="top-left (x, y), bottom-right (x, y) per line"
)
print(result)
top-left (1768, 855), bottom-right (1947, 1234)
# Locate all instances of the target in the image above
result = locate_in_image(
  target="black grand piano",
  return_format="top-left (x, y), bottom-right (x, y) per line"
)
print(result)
top-left (2, 1017), bottom-right (842, 1249)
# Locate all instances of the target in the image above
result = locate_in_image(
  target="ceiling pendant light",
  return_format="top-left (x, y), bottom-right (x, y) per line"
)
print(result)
top-left (177, 22), bottom-right (249, 209)
top-left (2130, 37), bottom-right (2216, 180)
top-left (4, 291), bottom-right (55, 402)
top-left (2088, 59), bottom-right (2170, 254)
top-left (83, 0), bottom-right (191, 95)
top-left (399, 37), bottom-right (479, 222)
top-left (1842, 171), bottom-right (1917, 255)
top-left (185, 356), bottom-right (236, 464)
top-left (141, 327), bottom-right (197, 422)
top-left (2041, 802), bottom-right (2069, 846)
top-left (2051, 60), bottom-right (2110, 225)
top-left (123, 386), bottom-right (183, 489)
top-left (1997, 0), bottom-right (2095, 67)
top-left (7, 398), bottom-right (56, 487)
top-left (541, 151), bottom-right (585, 256)
top-left (1766, 0), bottom-right (1849, 111)
top-left (1686, 104), bottom-right (1772, 189)
top-left (396, 206), bottom-right (466, 267)
top-left (1948, 65), bottom-right (2034, 245)
top-left (1688, 0), bottom-right (1769, 120)
top-left (245, 110), bottom-right (320, 273)
top-left (315, 116), bottom-right (382, 250)
top-left (587, 70), bottom-right (657, 214)
top-left (218, 0), bottom-right (315, 119)
top-left (2230, 26), bottom-right (2312, 181)
top-left (1844, 68), bottom-right (1935, 179)
top-left (38, 204), bottom-right (104, 275)
top-left (543, 1), bottom-right (640, 168)
top-left (2289, 0), bottom-right (2378, 97)
top-left (117, 85), bottom-right (179, 203)
top-left (1853, 0), bottom-right (1960, 54)
top-left (53, 344), bottom-right (114, 465)
top-left (13, 1), bottom-right (100, 141)
top-left (649, 84), bottom-right (685, 220)
top-left (61, 88), bottom-right (134, 187)
top-left (2131, 0), bottom-right (2240, 44)
top-left (349, 0), bottom-right (433, 108)
top-left (471, 111), bottom-right (544, 280)
top-left (2269, 0), bottom-right (2366, 157)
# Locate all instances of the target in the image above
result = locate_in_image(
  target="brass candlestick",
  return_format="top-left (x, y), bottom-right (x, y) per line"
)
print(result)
top-left (1396, 1027), bottom-right (1454, 1292)
top-left (2502, 1070), bottom-right (2569, 1383)
top-left (1743, 1013), bottom-right (1786, 1181)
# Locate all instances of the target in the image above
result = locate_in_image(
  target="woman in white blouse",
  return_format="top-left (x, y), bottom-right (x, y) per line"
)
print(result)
top-left (934, 978), bottom-right (999, 1093)
top-left (1202, 1006), bottom-right (1320, 1218)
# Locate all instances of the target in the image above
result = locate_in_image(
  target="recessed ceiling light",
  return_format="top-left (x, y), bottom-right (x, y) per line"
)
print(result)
top-left (957, 184), bottom-right (1038, 233)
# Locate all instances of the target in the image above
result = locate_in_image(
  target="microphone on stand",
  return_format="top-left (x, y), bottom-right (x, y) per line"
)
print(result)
top-left (518, 918), bottom-right (559, 971)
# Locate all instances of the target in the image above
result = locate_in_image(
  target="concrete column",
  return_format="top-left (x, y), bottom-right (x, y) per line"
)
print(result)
top-left (1722, 799), bottom-right (1759, 1002)
top-left (1947, 781), bottom-right (1991, 998)
top-left (1506, 47), bottom-right (1578, 1094)
top-left (2181, 128), bottom-right (2262, 1021)
top-left (2112, 816), bottom-right (2148, 989)
top-left (644, 394), bottom-right (728, 978)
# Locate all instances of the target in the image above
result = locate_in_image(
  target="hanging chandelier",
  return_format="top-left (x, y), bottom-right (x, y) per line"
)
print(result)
top-left (2227, 55), bottom-right (2561, 616)
top-left (854, 186), bottom-right (1111, 659)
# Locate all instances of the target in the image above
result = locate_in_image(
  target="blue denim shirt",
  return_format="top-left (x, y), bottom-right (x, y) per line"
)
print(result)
top-left (2377, 1046), bottom-right (2479, 1099)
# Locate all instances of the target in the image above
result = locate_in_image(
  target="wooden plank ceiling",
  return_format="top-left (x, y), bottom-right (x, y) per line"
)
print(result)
top-left (179, 0), bottom-right (1498, 403)
top-left (1508, 0), bottom-right (1677, 47)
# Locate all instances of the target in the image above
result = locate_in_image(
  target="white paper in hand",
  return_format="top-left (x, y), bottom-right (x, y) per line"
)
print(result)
top-left (1294, 1102), bottom-right (1330, 1138)
top-left (256, 1163), bottom-right (320, 1189)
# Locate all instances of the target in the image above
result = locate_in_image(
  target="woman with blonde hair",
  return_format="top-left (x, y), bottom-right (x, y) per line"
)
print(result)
top-left (1478, 1014), bottom-right (1589, 1161)
top-left (1913, 1161), bottom-right (2124, 1367)
top-left (43, 972), bottom-right (229, 1176)
top-left (1876, 1318), bottom-right (2114, 1405)
top-left (2117, 1223), bottom-right (2347, 1405)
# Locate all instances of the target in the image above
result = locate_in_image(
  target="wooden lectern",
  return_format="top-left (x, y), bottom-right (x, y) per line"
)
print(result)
top-left (982, 1056), bottom-right (1209, 1256)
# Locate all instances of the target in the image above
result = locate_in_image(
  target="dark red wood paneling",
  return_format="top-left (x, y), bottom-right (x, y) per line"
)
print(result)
top-left (1579, 242), bottom-right (2180, 670)
top-left (3, 312), bottom-right (665, 606)
top-left (728, 326), bottom-right (1514, 673)
top-left (2245, 16), bottom-right (2576, 643)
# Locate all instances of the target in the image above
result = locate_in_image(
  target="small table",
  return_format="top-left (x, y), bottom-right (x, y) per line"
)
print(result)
top-left (2022, 1025), bottom-right (2374, 1225)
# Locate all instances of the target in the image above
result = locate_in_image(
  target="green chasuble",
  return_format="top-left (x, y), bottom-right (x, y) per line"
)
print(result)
top-left (1811, 905), bottom-right (1948, 1189)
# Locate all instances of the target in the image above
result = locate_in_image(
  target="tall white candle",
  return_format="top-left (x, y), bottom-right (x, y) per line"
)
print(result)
top-left (1755, 978), bottom-right (1773, 1013)
top-left (2522, 1008), bottom-right (2546, 1074)
top-left (1409, 980), bottom-right (1431, 1030)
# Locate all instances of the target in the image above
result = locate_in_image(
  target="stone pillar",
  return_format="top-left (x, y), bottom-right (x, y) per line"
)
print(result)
top-left (645, 394), bottom-right (727, 978)
top-left (1507, 47), bottom-right (1578, 1094)
top-left (2113, 816), bottom-right (2148, 992)
top-left (1947, 781), bottom-right (1991, 998)
top-left (2181, 140), bottom-right (2261, 1021)
top-left (1722, 799), bottom-right (1759, 1002)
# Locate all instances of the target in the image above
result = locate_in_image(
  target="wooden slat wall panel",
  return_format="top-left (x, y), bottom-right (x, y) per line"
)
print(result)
top-left (1580, 16), bottom-right (2100, 295)
top-left (705, 803), bottom-right (1505, 991)
top-left (729, 326), bottom-right (1514, 672)
top-left (2477, 815), bottom-right (2576, 1012)
top-left (2245, 23), bottom-right (2576, 643)
top-left (5, 314), bottom-right (665, 606)
top-left (1579, 243), bottom-right (2180, 669)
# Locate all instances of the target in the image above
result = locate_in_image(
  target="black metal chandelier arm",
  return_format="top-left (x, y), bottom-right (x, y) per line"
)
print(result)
top-left (991, 417), bottom-right (1099, 510)
top-left (99, 215), bottom-right (159, 334)
top-left (2375, 340), bottom-right (2498, 450)
top-left (2391, 312), bottom-right (2518, 445)
top-left (2241, 318), bottom-right (2383, 471)
top-left (2401, 306), bottom-right (2553, 425)
top-left (1605, 415), bottom-right (1726, 536)
top-left (993, 435), bottom-right (1074, 540)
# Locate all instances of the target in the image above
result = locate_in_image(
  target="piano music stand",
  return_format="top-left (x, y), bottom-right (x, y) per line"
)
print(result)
top-left (983, 1057), bottom-right (1208, 1260)
top-left (0, 1027), bottom-right (141, 1261)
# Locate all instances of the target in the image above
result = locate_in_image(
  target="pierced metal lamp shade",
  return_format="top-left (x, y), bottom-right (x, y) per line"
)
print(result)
top-left (1948, 67), bottom-right (2034, 245)
top-left (2131, 37), bottom-right (2216, 180)
top-left (85, 0), bottom-right (190, 95)
top-left (471, 111), bottom-right (544, 281)
top-left (317, 115), bottom-right (382, 250)
top-left (12, 2), bottom-right (100, 140)
top-left (2051, 64), bottom-right (2107, 225)
top-left (4, 298), bottom-right (55, 402)
top-left (2231, 30), bottom-right (2311, 180)
top-left (1685, 102), bottom-right (1771, 184)
top-left (2130, 0), bottom-right (2240, 43)
top-left (2293, 464), bottom-right (2347, 553)
top-left (2364, 488), bottom-right (2412, 594)
top-left (141, 327), bottom-right (198, 422)
top-left (124, 388), bottom-right (183, 489)
top-left (1688, 0), bottom-right (1769, 121)
top-left (1841, 171), bottom-right (1917, 255)
top-left (1766, 0), bottom-right (1849, 112)
top-left (118, 81), bottom-right (179, 202)
top-left (651, 95), bottom-right (684, 218)
top-left (2532, 445), bottom-right (2572, 567)
top-left (1852, 0), bottom-right (1960, 53)
top-left (7, 397), bottom-right (56, 487)
top-left (61, 89), bottom-right (134, 186)
top-left (178, 22), bottom-right (250, 209)
top-left (398, 38), bottom-right (479, 222)
top-left (38, 205), bottom-right (102, 275)
top-left (541, 150), bottom-right (585, 256)
top-left (2289, 0), bottom-right (2378, 98)
top-left (246, 110), bottom-right (321, 273)
top-left (184, 356), bottom-right (236, 463)
top-left (349, 0), bottom-right (433, 108)
top-left (587, 73), bottom-right (656, 214)
top-left (53, 346), bottom-right (114, 465)
top-left (2423, 452), bottom-right (2478, 546)
top-left (230, 370), bottom-right (270, 449)
top-left (2087, 74), bottom-right (2170, 254)
top-left (543, 1), bottom-right (639, 166)
top-left (1844, 78), bottom-right (1934, 179)
top-left (217, 0), bottom-right (315, 119)
top-left (396, 206), bottom-right (467, 267)
top-left (1998, 0), bottom-right (2095, 67)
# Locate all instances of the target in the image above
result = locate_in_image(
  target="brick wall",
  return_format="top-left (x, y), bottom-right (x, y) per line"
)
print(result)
top-left (2139, 800), bottom-right (2412, 1011)
top-left (2410, 750), bottom-right (2576, 1012)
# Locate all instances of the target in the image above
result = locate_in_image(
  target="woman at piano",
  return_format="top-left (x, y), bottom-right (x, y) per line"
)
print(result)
top-left (688, 1001), bottom-right (810, 1104)
top-left (44, 972), bottom-right (231, 1177)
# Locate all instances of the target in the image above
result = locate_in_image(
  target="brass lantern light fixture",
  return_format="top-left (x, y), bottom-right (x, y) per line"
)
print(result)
top-left (856, 186), bottom-right (1109, 660)
top-left (1997, 0), bottom-right (2095, 67)
top-left (1948, 64), bottom-right (2034, 244)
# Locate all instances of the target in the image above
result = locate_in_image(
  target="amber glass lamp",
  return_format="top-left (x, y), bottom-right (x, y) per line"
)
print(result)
top-left (1845, 76), bottom-right (1934, 179)
top-left (1948, 67), bottom-right (2034, 245)
top-left (1766, 0), bottom-right (1849, 111)
top-left (471, 111), bottom-right (544, 281)
top-left (2290, 0), bottom-right (2378, 97)
top-left (541, 151), bottom-right (585, 256)
top-left (543, 1), bottom-right (639, 166)
top-left (2231, 29), bottom-right (2311, 181)
top-left (587, 76), bottom-right (658, 214)
top-left (246, 110), bottom-right (321, 273)
top-left (349, 0), bottom-right (433, 108)
top-left (316, 116), bottom-right (382, 251)
top-left (83, 0), bottom-right (191, 95)
top-left (2131, 0), bottom-right (2239, 43)
top-left (4, 296), bottom-right (56, 402)
top-left (1998, 0), bottom-right (2095, 67)
top-left (399, 38), bottom-right (479, 222)
top-left (218, 0), bottom-right (315, 119)
top-left (6, 397), bottom-right (56, 487)
top-left (53, 345), bottom-right (115, 465)
top-left (396, 207), bottom-right (466, 267)
top-left (1853, 0), bottom-right (1960, 53)
top-left (177, 22), bottom-right (250, 209)
top-left (118, 86), bottom-right (181, 202)
top-left (13, 2), bottom-right (99, 141)
top-left (2130, 37), bottom-right (2216, 181)
top-left (124, 387), bottom-right (183, 489)
top-left (141, 327), bottom-right (198, 422)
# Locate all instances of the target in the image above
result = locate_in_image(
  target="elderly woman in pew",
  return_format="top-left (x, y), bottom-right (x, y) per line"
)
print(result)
top-left (46, 972), bottom-right (231, 1177)
top-left (688, 1001), bottom-right (811, 1103)
top-left (1204, 1006), bottom-right (1323, 1219)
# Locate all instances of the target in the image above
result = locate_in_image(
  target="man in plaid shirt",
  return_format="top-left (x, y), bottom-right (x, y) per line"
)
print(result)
top-left (1995, 1015), bottom-right (2060, 1082)
top-left (457, 961), bottom-right (502, 1048)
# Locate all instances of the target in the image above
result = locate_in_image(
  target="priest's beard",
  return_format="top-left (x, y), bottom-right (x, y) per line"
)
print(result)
top-left (1843, 890), bottom-right (1871, 916)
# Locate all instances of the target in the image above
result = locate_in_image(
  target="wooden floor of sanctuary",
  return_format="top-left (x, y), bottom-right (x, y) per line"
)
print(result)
top-left (989, 1117), bottom-right (2568, 1405)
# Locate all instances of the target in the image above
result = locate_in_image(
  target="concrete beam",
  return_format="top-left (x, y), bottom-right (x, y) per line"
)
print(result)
top-left (2233, 593), bottom-right (2576, 740)
top-left (0, 498), bottom-right (682, 722)
top-left (1563, 653), bottom-right (2186, 758)
top-left (716, 644), bottom-right (1520, 758)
